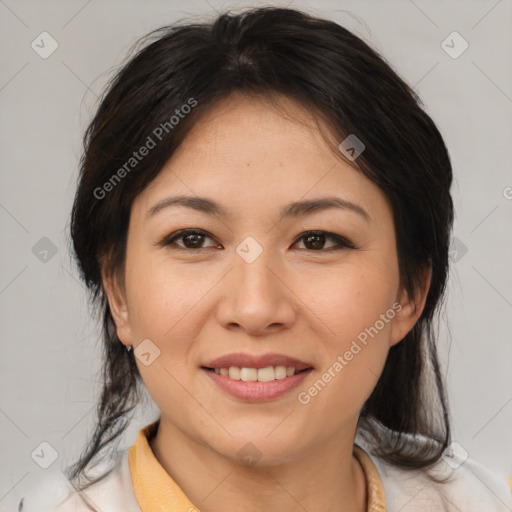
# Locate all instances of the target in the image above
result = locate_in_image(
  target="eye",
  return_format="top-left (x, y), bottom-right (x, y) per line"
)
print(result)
top-left (158, 229), bottom-right (220, 251)
top-left (157, 229), bottom-right (356, 252)
top-left (292, 230), bottom-right (356, 251)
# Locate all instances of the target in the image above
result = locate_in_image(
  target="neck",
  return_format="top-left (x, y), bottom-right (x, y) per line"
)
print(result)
top-left (149, 419), bottom-right (367, 512)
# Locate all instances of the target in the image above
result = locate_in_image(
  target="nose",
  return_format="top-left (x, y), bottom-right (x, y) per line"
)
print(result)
top-left (215, 245), bottom-right (297, 336)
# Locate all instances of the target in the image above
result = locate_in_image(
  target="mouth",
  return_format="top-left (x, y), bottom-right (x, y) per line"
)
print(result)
top-left (202, 365), bottom-right (312, 382)
top-left (200, 353), bottom-right (314, 401)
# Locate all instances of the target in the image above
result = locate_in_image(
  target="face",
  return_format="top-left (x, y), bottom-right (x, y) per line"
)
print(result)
top-left (104, 93), bottom-right (426, 464)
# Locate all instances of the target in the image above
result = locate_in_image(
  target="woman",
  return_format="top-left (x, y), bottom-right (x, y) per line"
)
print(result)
top-left (16, 6), bottom-right (512, 512)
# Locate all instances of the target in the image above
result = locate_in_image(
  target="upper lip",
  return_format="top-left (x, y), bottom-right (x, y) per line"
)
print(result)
top-left (202, 353), bottom-right (313, 371)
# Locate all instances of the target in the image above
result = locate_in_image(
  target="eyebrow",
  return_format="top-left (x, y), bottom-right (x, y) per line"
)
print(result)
top-left (147, 195), bottom-right (371, 223)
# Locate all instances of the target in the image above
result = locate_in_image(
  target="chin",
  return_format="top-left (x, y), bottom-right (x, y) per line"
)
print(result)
top-left (209, 430), bottom-right (306, 468)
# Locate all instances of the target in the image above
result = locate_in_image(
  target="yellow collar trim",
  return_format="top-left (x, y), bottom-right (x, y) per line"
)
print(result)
top-left (129, 421), bottom-right (386, 511)
top-left (128, 421), bottom-right (197, 511)
top-left (354, 445), bottom-right (387, 511)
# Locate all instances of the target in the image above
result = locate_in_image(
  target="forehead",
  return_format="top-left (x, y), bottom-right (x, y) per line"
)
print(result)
top-left (179, 92), bottom-right (329, 150)
top-left (134, 93), bottom-right (389, 225)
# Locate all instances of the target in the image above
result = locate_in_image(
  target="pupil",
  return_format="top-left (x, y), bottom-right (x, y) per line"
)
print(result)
top-left (185, 234), bottom-right (202, 248)
top-left (306, 234), bottom-right (324, 250)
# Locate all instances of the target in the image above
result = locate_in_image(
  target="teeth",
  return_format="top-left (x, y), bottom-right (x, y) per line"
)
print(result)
top-left (240, 367), bottom-right (258, 381)
top-left (213, 365), bottom-right (305, 381)
top-left (275, 365), bottom-right (287, 379)
top-left (228, 367), bottom-right (241, 380)
top-left (257, 366), bottom-right (275, 382)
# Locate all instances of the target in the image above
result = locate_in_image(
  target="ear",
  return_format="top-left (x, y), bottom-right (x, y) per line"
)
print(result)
top-left (389, 264), bottom-right (432, 347)
top-left (101, 267), bottom-right (134, 347)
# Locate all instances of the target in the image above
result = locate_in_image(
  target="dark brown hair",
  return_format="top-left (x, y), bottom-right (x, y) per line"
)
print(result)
top-left (66, 5), bottom-right (453, 494)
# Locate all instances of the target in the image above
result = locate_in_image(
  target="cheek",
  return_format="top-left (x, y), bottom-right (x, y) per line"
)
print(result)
top-left (301, 258), bottom-right (399, 344)
top-left (121, 249), bottom-right (210, 394)
top-left (294, 261), bottom-right (398, 408)
top-left (124, 246), bottom-right (216, 341)
top-left (123, 253), bottom-right (206, 422)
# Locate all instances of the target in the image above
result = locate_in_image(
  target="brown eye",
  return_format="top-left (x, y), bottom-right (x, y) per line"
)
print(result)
top-left (293, 231), bottom-right (355, 251)
top-left (158, 229), bottom-right (355, 252)
top-left (160, 229), bottom-right (219, 250)
top-left (180, 232), bottom-right (206, 249)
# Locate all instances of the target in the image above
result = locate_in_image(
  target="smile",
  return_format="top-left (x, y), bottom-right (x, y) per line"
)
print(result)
top-left (201, 366), bottom-right (313, 401)
top-left (204, 365), bottom-right (308, 381)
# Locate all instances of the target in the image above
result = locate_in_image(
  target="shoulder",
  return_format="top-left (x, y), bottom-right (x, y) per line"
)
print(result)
top-left (360, 440), bottom-right (512, 512)
top-left (14, 450), bottom-right (141, 512)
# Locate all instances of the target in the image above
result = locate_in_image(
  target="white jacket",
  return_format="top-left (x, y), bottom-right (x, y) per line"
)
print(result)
top-left (11, 441), bottom-right (512, 512)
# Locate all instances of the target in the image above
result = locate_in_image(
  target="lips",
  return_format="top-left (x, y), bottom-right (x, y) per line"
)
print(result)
top-left (201, 352), bottom-right (314, 401)
top-left (202, 353), bottom-right (313, 371)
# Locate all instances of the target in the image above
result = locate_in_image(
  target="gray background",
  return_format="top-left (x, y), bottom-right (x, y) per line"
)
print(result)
top-left (1, 0), bottom-right (511, 509)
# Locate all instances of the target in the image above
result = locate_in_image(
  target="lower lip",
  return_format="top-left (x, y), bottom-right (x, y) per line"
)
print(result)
top-left (202, 368), bottom-right (313, 402)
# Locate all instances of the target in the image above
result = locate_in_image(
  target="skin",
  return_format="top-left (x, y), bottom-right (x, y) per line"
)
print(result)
top-left (103, 92), bottom-right (431, 512)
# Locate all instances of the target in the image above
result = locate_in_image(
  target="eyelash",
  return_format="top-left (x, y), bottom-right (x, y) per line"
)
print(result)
top-left (157, 229), bottom-right (356, 252)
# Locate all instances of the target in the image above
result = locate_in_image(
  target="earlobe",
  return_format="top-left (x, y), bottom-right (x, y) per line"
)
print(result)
top-left (388, 293), bottom-right (417, 347)
top-left (101, 270), bottom-right (133, 346)
top-left (389, 265), bottom-right (432, 347)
